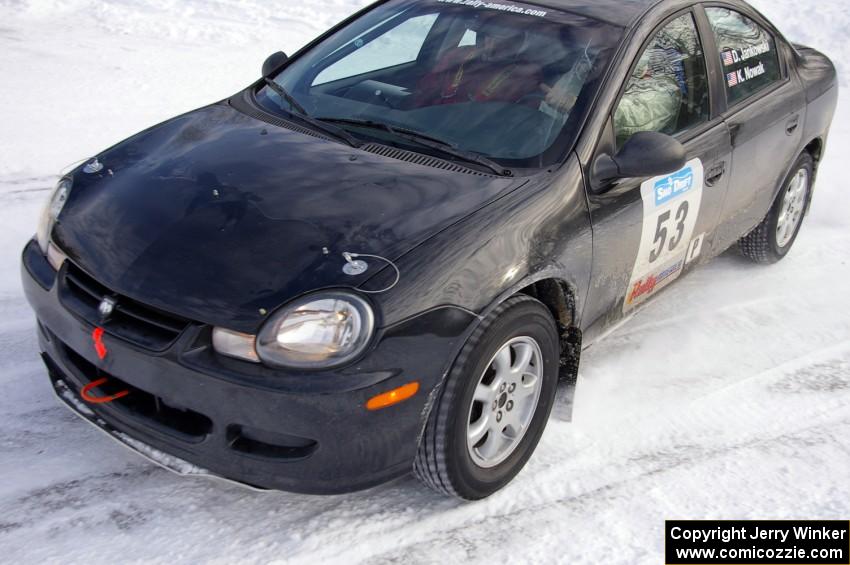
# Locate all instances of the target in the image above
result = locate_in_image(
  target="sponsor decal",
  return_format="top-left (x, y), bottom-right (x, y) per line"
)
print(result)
top-left (624, 159), bottom-right (704, 313)
top-left (654, 167), bottom-right (695, 206)
top-left (627, 261), bottom-right (683, 305)
top-left (436, 0), bottom-right (547, 17)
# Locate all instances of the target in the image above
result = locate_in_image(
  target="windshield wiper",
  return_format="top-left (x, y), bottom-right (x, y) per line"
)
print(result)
top-left (263, 78), bottom-right (308, 116)
top-left (261, 79), bottom-right (361, 148)
top-left (318, 118), bottom-right (513, 177)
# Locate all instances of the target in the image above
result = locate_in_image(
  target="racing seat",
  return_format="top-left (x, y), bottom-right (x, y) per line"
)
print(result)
top-left (646, 47), bottom-right (685, 136)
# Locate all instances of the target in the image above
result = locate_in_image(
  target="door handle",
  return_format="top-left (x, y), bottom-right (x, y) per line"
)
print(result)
top-left (705, 161), bottom-right (726, 186)
top-left (786, 116), bottom-right (800, 135)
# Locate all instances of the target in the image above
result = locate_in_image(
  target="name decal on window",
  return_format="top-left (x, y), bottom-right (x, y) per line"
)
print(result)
top-left (727, 61), bottom-right (766, 88)
top-left (721, 41), bottom-right (771, 67)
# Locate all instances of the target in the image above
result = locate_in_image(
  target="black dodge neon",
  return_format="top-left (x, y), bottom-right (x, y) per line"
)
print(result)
top-left (22, 0), bottom-right (837, 499)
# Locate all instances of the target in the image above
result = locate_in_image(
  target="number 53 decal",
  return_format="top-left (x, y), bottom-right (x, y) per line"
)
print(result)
top-left (650, 200), bottom-right (690, 263)
top-left (625, 159), bottom-right (704, 312)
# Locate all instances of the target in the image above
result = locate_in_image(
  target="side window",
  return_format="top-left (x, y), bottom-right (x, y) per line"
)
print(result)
top-left (614, 13), bottom-right (710, 146)
top-left (705, 7), bottom-right (782, 106)
top-left (314, 13), bottom-right (439, 85)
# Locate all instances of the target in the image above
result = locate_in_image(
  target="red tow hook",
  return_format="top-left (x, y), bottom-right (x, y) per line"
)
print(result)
top-left (81, 378), bottom-right (130, 404)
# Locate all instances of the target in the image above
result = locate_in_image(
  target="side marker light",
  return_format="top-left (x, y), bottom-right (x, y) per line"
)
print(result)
top-left (366, 382), bottom-right (420, 411)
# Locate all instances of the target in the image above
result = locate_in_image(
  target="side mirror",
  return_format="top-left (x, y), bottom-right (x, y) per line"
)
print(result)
top-left (262, 51), bottom-right (289, 77)
top-left (592, 131), bottom-right (686, 193)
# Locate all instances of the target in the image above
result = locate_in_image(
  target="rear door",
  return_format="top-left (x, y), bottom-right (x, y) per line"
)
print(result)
top-left (702, 5), bottom-right (806, 252)
top-left (580, 9), bottom-right (733, 344)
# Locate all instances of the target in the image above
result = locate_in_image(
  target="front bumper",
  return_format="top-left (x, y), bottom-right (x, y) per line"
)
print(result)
top-left (22, 240), bottom-right (474, 494)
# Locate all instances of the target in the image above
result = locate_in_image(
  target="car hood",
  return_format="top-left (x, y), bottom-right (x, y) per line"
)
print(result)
top-left (54, 102), bottom-right (523, 332)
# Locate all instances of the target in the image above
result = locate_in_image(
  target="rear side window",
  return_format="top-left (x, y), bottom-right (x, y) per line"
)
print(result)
top-left (705, 7), bottom-right (781, 106)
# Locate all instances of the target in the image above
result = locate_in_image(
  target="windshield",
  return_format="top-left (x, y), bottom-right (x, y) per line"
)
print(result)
top-left (256, 0), bottom-right (622, 169)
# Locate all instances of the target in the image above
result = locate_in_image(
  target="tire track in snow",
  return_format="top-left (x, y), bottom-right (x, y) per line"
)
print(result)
top-left (5, 339), bottom-right (846, 564)
top-left (282, 342), bottom-right (850, 563)
top-left (289, 418), bottom-right (850, 565)
top-left (2, 245), bottom-right (848, 563)
top-left (0, 176), bottom-right (56, 199)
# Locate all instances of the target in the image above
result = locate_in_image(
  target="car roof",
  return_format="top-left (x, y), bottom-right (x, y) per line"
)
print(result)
top-left (528, 0), bottom-right (664, 27)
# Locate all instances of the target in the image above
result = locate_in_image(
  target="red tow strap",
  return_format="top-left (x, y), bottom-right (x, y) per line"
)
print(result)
top-left (81, 327), bottom-right (129, 403)
top-left (92, 327), bottom-right (108, 360)
top-left (81, 378), bottom-right (130, 404)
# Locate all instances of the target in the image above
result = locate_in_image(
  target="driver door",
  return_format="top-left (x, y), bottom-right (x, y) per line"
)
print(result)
top-left (581, 10), bottom-right (733, 344)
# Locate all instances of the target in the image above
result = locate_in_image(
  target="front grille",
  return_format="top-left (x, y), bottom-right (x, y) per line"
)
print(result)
top-left (60, 263), bottom-right (190, 351)
top-left (60, 346), bottom-right (212, 441)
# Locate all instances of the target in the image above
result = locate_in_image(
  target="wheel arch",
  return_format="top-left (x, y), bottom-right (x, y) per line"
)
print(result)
top-left (766, 141), bottom-right (820, 212)
top-left (436, 274), bottom-right (584, 398)
top-left (515, 277), bottom-right (583, 382)
top-left (804, 137), bottom-right (824, 168)
top-left (415, 274), bottom-right (584, 463)
top-left (516, 278), bottom-right (575, 328)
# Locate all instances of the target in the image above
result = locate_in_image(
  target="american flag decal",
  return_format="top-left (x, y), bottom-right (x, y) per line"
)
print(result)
top-left (727, 71), bottom-right (739, 87)
top-left (722, 50), bottom-right (735, 66)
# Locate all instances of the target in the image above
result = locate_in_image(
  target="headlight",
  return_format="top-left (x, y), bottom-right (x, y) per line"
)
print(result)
top-left (256, 292), bottom-right (375, 369)
top-left (37, 177), bottom-right (72, 254)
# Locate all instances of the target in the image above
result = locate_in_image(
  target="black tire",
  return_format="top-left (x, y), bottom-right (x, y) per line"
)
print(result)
top-left (414, 295), bottom-right (559, 500)
top-left (738, 152), bottom-right (814, 264)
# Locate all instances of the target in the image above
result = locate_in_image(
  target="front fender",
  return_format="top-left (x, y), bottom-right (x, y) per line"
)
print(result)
top-left (364, 155), bottom-right (593, 329)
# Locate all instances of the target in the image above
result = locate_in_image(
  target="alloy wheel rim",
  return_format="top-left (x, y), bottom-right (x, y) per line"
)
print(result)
top-left (776, 168), bottom-right (809, 248)
top-left (466, 336), bottom-right (543, 469)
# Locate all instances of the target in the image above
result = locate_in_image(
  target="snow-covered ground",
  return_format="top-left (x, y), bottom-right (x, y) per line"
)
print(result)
top-left (0, 0), bottom-right (848, 563)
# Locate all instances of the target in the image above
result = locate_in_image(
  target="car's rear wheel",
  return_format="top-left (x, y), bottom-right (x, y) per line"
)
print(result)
top-left (414, 295), bottom-right (559, 500)
top-left (739, 152), bottom-right (814, 264)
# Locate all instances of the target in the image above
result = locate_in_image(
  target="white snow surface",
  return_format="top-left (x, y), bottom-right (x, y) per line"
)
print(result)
top-left (0, 1), bottom-right (848, 563)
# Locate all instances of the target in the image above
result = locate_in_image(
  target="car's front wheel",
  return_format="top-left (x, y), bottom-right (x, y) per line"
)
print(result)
top-left (414, 295), bottom-right (559, 500)
top-left (739, 151), bottom-right (814, 263)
